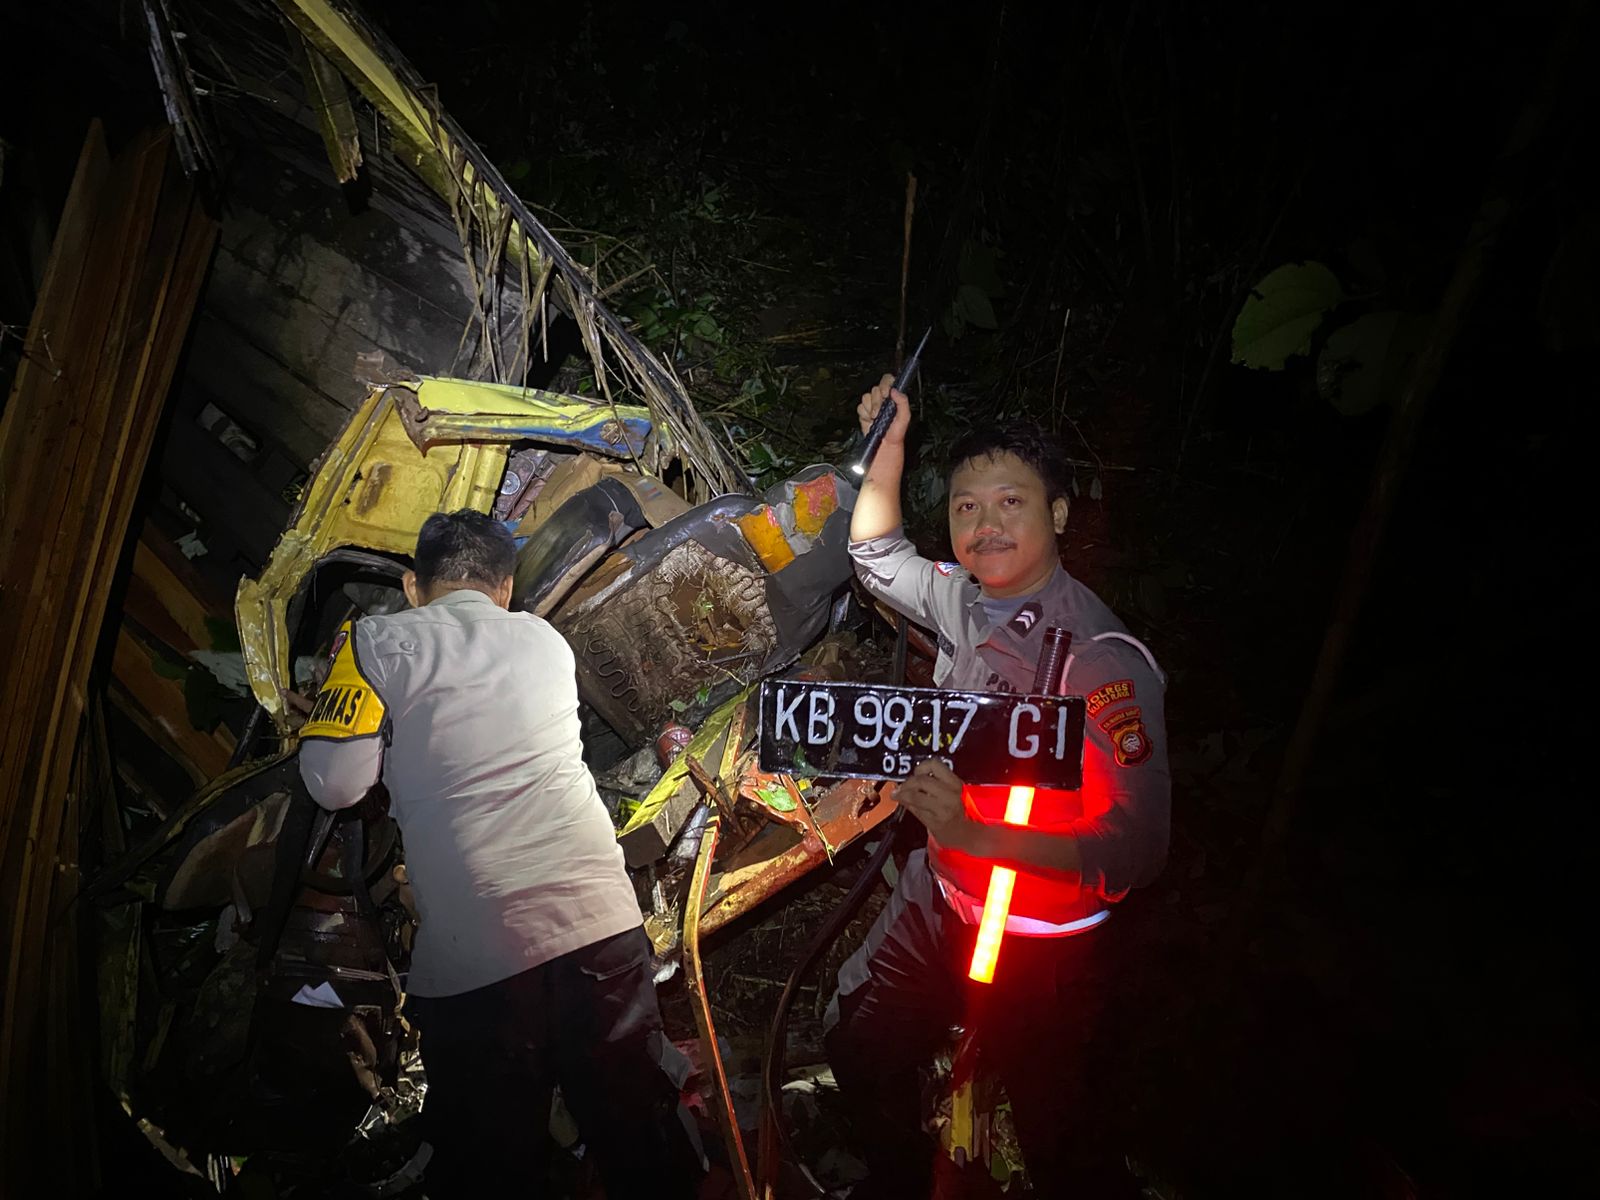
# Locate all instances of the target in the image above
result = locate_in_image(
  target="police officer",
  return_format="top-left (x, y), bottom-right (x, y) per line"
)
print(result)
top-left (823, 379), bottom-right (1171, 1197)
top-left (298, 510), bottom-right (696, 1199)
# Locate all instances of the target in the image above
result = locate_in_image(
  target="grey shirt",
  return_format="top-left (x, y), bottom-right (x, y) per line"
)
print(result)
top-left (298, 589), bottom-right (643, 997)
top-left (850, 529), bottom-right (1171, 900)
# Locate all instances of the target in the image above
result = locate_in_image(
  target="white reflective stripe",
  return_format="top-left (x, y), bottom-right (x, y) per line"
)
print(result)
top-left (1089, 631), bottom-right (1165, 684)
top-left (1002, 908), bottom-right (1110, 937)
top-left (1062, 631), bottom-right (1166, 688)
top-left (936, 877), bottom-right (1110, 937)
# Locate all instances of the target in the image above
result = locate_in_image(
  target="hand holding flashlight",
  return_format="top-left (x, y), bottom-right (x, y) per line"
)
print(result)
top-left (853, 326), bottom-right (931, 476)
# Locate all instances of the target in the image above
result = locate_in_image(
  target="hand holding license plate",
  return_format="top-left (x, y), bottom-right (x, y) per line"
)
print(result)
top-left (757, 679), bottom-right (1086, 790)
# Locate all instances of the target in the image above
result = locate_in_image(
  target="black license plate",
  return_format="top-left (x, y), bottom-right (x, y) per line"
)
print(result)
top-left (757, 679), bottom-right (1085, 789)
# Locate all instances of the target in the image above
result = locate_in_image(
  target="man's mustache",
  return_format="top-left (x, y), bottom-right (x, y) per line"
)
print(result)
top-left (967, 535), bottom-right (1016, 553)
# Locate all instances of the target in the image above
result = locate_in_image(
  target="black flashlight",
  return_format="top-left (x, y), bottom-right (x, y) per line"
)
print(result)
top-left (853, 326), bottom-right (931, 477)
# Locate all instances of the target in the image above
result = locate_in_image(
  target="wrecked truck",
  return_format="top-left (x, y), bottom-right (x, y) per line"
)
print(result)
top-left (89, 375), bottom-right (900, 1181)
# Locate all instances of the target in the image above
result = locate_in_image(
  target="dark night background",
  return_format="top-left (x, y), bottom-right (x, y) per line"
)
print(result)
top-left (2, 0), bottom-right (1595, 1196)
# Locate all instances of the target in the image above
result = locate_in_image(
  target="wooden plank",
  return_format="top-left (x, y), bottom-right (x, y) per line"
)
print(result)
top-left (125, 524), bottom-right (232, 655)
top-left (110, 624), bottom-right (235, 783)
top-left (0, 124), bottom-right (111, 555)
top-left (117, 524), bottom-right (247, 787)
top-left (0, 128), bottom-right (117, 601)
top-left (60, 179), bottom-right (221, 796)
top-left (0, 122), bottom-right (145, 1183)
top-left (1, 132), bottom-right (181, 896)
top-left (0, 129), bottom-right (165, 887)
top-left (91, 218), bottom-right (232, 797)
top-left (0, 131), bottom-right (171, 674)
top-left (3, 196), bottom-right (182, 1089)
top-left (8, 172), bottom-right (214, 1181)
top-left (0, 125), bottom-right (217, 1188)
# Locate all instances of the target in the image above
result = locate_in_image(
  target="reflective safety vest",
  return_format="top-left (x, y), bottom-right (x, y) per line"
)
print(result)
top-left (929, 782), bottom-right (1109, 934)
top-left (928, 629), bottom-right (1165, 935)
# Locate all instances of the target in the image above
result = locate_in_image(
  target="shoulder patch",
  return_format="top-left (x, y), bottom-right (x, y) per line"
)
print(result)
top-left (1085, 678), bottom-right (1136, 718)
top-left (1098, 703), bottom-right (1141, 731)
top-left (934, 561), bottom-right (963, 577)
top-left (1007, 601), bottom-right (1044, 636)
top-left (1101, 706), bottom-right (1153, 766)
top-left (301, 620), bottom-right (387, 742)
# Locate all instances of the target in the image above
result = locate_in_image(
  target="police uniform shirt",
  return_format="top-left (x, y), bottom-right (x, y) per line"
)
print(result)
top-left (298, 589), bottom-right (643, 998)
top-left (850, 528), bottom-right (1171, 902)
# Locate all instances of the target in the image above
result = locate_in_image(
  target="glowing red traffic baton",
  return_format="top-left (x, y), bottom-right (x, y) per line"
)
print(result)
top-left (967, 784), bottom-right (1035, 983)
top-left (966, 627), bottom-right (1072, 984)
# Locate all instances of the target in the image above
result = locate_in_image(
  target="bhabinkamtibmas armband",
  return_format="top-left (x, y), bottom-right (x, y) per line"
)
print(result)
top-left (300, 621), bottom-right (387, 741)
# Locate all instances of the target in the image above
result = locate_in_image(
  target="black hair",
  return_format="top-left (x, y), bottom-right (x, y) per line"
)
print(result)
top-left (946, 419), bottom-right (1070, 505)
top-left (413, 509), bottom-right (516, 588)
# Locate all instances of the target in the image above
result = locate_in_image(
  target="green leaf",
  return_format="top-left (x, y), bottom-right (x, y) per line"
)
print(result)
top-left (1316, 310), bottom-right (1428, 416)
top-left (954, 283), bottom-right (999, 330)
top-left (668, 698), bottom-right (688, 713)
top-left (1231, 261), bottom-right (1345, 370)
top-left (754, 784), bottom-right (797, 812)
top-left (990, 1148), bottom-right (1015, 1183)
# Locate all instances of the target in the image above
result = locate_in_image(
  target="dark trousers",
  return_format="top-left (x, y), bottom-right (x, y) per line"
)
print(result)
top-left (823, 850), bottom-right (1133, 1199)
top-left (408, 926), bottom-right (698, 1199)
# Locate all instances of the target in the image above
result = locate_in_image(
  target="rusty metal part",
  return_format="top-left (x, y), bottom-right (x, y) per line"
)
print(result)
top-left (683, 814), bottom-right (756, 1200)
top-left (699, 778), bottom-right (894, 937)
top-left (682, 752), bottom-right (741, 831)
top-left (735, 760), bottom-right (819, 839)
top-left (780, 774), bottom-right (831, 863)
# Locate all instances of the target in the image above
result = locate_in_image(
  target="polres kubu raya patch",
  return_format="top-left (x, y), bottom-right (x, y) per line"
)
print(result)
top-left (1101, 706), bottom-right (1153, 766)
top-left (1086, 678), bottom-right (1135, 718)
top-left (300, 620), bottom-right (387, 741)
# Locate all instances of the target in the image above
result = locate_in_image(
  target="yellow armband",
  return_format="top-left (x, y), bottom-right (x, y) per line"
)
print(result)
top-left (301, 621), bottom-right (387, 741)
